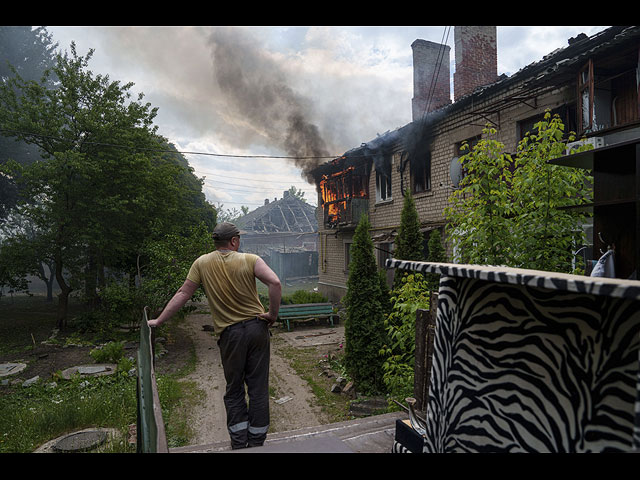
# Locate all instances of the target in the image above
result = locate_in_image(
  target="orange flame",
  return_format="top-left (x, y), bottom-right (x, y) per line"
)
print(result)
top-left (319, 164), bottom-right (368, 226)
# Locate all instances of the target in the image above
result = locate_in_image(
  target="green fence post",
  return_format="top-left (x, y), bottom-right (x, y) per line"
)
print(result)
top-left (136, 307), bottom-right (169, 453)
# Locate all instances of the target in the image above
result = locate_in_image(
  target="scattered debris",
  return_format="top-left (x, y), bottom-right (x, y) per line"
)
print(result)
top-left (275, 396), bottom-right (293, 405)
top-left (22, 375), bottom-right (40, 387)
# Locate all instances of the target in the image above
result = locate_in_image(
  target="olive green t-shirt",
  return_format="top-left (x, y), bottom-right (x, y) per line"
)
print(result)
top-left (186, 251), bottom-right (265, 334)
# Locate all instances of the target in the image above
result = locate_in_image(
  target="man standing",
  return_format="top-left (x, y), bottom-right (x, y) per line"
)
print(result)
top-left (148, 222), bottom-right (281, 449)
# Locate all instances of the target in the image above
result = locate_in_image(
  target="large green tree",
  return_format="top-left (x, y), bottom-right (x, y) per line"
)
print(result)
top-left (0, 42), bottom-right (215, 327)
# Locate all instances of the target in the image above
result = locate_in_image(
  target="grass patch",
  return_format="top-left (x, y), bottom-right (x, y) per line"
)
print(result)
top-left (0, 372), bottom-right (137, 453)
top-left (0, 295), bottom-right (200, 452)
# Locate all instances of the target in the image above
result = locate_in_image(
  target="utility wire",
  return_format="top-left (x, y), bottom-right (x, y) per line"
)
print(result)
top-left (420, 26), bottom-right (451, 121)
top-left (195, 168), bottom-right (311, 185)
top-left (0, 127), bottom-right (343, 160)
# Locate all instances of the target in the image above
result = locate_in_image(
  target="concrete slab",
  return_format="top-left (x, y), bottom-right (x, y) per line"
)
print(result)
top-left (230, 434), bottom-right (353, 453)
top-left (170, 411), bottom-right (406, 454)
top-left (60, 364), bottom-right (116, 380)
top-left (0, 362), bottom-right (27, 377)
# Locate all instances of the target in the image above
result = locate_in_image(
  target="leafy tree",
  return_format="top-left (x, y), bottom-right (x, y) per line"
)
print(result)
top-left (392, 190), bottom-right (425, 292)
top-left (287, 185), bottom-right (306, 202)
top-left (445, 111), bottom-right (592, 272)
top-left (343, 214), bottom-right (387, 395)
top-left (510, 112), bottom-right (592, 272)
top-left (0, 43), bottom-right (215, 327)
top-left (215, 203), bottom-right (249, 223)
top-left (445, 127), bottom-right (514, 266)
top-left (140, 222), bottom-right (215, 315)
top-left (0, 211), bottom-right (56, 301)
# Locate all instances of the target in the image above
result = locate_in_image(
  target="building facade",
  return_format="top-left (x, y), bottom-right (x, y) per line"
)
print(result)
top-left (312, 26), bottom-right (640, 302)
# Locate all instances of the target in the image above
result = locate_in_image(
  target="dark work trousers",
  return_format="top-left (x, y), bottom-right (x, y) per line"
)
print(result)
top-left (217, 317), bottom-right (270, 449)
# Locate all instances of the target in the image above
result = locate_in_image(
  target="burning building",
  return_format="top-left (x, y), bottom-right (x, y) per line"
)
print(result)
top-left (311, 26), bottom-right (640, 302)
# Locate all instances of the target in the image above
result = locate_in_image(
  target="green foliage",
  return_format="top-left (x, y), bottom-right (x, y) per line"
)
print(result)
top-left (343, 214), bottom-right (388, 395)
top-left (510, 112), bottom-right (592, 272)
top-left (445, 127), bottom-right (514, 266)
top-left (0, 41), bottom-right (216, 328)
top-left (281, 289), bottom-right (328, 305)
top-left (140, 221), bottom-right (215, 314)
top-left (0, 373), bottom-right (138, 453)
top-left (394, 191), bottom-right (424, 261)
top-left (90, 341), bottom-right (125, 364)
top-left (425, 229), bottom-right (447, 291)
top-left (445, 111), bottom-right (592, 273)
top-left (380, 273), bottom-right (430, 400)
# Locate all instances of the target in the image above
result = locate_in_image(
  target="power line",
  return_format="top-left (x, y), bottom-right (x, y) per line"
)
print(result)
top-left (195, 168), bottom-right (312, 186)
top-left (0, 127), bottom-right (342, 160)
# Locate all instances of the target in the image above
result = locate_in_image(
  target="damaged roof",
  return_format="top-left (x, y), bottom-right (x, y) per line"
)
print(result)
top-left (310, 25), bottom-right (640, 178)
top-left (234, 193), bottom-right (318, 234)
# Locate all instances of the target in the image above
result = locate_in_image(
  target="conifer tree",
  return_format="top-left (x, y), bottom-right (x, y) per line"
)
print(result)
top-left (394, 191), bottom-right (424, 261)
top-left (426, 229), bottom-right (447, 292)
top-left (343, 214), bottom-right (387, 395)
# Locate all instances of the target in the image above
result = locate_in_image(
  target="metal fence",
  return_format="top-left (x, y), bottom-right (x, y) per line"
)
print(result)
top-left (136, 307), bottom-right (168, 453)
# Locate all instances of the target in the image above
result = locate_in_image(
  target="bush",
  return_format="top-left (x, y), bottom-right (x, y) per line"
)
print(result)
top-left (381, 273), bottom-right (430, 400)
top-left (90, 341), bottom-right (125, 364)
top-left (281, 290), bottom-right (327, 305)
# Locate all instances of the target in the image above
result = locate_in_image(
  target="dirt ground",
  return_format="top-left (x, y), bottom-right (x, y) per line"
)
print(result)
top-left (156, 310), bottom-right (346, 446)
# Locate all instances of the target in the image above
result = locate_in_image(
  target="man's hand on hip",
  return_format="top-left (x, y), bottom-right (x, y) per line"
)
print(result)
top-left (258, 312), bottom-right (278, 326)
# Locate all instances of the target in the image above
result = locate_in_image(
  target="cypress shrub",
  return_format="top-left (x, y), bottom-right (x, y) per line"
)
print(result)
top-left (343, 214), bottom-right (387, 395)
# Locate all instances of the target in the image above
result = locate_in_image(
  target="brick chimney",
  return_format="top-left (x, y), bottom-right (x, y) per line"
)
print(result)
top-left (411, 39), bottom-right (451, 122)
top-left (453, 26), bottom-right (498, 101)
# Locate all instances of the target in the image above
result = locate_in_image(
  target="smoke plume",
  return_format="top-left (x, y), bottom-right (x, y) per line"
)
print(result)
top-left (208, 28), bottom-right (331, 183)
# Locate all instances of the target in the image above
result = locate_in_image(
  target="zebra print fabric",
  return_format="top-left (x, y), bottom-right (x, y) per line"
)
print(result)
top-left (386, 260), bottom-right (640, 453)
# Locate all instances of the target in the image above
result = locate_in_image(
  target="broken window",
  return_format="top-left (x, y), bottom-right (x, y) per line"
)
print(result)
top-left (375, 155), bottom-right (393, 203)
top-left (344, 241), bottom-right (352, 272)
top-left (319, 163), bottom-right (368, 228)
top-left (411, 149), bottom-right (431, 194)
top-left (518, 106), bottom-right (577, 141)
top-left (577, 51), bottom-right (639, 135)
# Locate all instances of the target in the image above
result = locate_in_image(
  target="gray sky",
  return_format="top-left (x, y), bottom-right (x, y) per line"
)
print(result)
top-left (46, 26), bottom-right (609, 209)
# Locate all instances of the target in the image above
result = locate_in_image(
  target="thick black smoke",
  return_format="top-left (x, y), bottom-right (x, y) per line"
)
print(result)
top-left (208, 28), bottom-right (331, 183)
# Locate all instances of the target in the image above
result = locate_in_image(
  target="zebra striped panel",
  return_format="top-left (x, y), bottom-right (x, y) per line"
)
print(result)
top-left (386, 260), bottom-right (640, 452)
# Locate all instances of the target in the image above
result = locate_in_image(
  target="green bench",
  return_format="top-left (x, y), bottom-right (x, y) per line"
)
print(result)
top-left (277, 303), bottom-right (339, 331)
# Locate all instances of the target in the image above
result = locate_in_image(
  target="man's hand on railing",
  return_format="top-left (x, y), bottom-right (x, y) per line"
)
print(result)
top-left (147, 318), bottom-right (162, 328)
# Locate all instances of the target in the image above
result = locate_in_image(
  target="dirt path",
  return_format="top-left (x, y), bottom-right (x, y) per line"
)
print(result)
top-left (175, 310), bottom-right (340, 446)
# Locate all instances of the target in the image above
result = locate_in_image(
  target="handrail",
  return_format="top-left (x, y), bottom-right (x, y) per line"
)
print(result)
top-left (136, 307), bottom-right (169, 453)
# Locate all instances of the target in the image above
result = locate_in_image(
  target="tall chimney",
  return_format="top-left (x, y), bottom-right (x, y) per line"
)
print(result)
top-left (411, 39), bottom-right (451, 122)
top-left (454, 26), bottom-right (498, 101)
